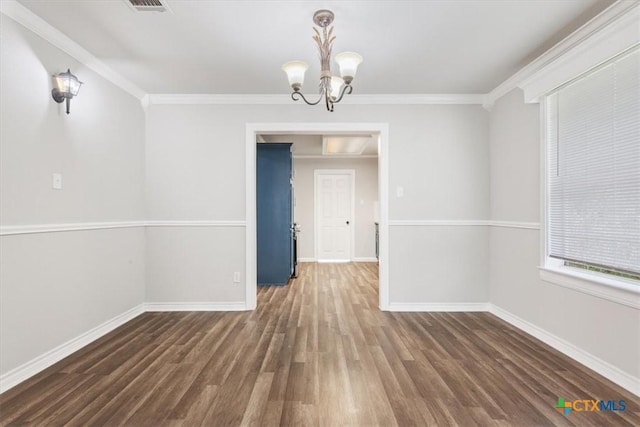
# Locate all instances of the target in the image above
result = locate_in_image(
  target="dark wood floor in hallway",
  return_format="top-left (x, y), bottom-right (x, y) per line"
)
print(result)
top-left (1, 262), bottom-right (638, 426)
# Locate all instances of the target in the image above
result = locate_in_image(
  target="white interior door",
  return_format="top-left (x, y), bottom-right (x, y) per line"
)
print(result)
top-left (315, 171), bottom-right (354, 262)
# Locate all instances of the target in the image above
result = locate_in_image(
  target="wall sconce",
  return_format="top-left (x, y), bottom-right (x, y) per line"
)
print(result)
top-left (51, 69), bottom-right (83, 114)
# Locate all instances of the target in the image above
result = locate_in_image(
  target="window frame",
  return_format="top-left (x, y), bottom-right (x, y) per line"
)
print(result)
top-left (539, 80), bottom-right (640, 309)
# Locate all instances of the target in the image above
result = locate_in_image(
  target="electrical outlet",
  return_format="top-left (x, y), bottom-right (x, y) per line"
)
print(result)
top-left (233, 272), bottom-right (241, 283)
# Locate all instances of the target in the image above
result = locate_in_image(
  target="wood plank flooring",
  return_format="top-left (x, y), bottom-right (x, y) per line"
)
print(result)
top-left (1, 262), bottom-right (638, 426)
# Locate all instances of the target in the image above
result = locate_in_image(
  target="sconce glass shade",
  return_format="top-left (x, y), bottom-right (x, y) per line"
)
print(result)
top-left (282, 60), bottom-right (309, 90)
top-left (52, 69), bottom-right (83, 114)
top-left (330, 76), bottom-right (343, 99)
top-left (53, 69), bottom-right (83, 98)
top-left (335, 52), bottom-right (363, 83)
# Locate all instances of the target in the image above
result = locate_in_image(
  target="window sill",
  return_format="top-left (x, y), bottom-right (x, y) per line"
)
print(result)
top-left (539, 266), bottom-right (640, 309)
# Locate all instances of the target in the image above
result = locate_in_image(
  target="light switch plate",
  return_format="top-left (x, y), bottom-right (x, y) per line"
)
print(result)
top-left (52, 173), bottom-right (62, 190)
top-left (233, 272), bottom-right (241, 283)
top-left (396, 185), bottom-right (404, 198)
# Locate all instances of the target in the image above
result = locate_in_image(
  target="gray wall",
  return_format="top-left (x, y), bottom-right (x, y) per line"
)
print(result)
top-left (488, 88), bottom-right (640, 379)
top-left (293, 157), bottom-right (378, 261)
top-left (145, 104), bottom-right (490, 305)
top-left (0, 16), bottom-right (146, 376)
top-left (2, 5), bottom-right (636, 396)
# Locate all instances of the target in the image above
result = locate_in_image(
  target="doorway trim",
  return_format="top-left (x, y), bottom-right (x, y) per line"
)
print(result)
top-left (246, 122), bottom-right (389, 311)
top-left (314, 169), bottom-right (356, 262)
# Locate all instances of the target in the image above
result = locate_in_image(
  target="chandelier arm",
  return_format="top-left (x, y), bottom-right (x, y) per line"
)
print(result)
top-left (332, 84), bottom-right (353, 104)
top-left (283, 10), bottom-right (360, 112)
top-left (291, 91), bottom-right (323, 106)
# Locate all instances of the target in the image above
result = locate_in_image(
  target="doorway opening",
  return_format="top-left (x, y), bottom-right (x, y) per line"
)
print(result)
top-left (246, 123), bottom-right (389, 310)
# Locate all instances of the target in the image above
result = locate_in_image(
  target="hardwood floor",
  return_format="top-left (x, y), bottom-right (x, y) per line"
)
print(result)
top-left (1, 262), bottom-right (638, 426)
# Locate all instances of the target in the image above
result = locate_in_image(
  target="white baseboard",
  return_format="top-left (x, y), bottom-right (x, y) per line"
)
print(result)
top-left (298, 258), bottom-right (376, 263)
top-left (0, 304), bottom-right (145, 394)
top-left (0, 301), bottom-right (248, 393)
top-left (388, 302), bottom-right (489, 312)
top-left (296, 257), bottom-right (377, 263)
top-left (144, 302), bottom-right (248, 311)
top-left (4, 299), bottom-right (637, 399)
top-left (489, 304), bottom-right (640, 397)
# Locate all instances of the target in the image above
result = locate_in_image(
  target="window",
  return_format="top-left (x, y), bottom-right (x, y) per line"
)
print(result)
top-left (545, 47), bottom-right (639, 285)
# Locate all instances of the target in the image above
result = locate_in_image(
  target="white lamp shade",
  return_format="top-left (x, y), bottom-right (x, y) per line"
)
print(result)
top-left (282, 60), bottom-right (309, 88)
top-left (335, 52), bottom-right (363, 80)
top-left (54, 69), bottom-right (83, 96)
top-left (330, 76), bottom-right (343, 99)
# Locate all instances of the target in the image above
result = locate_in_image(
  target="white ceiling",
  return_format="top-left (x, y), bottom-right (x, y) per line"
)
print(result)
top-left (16, 0), bottom-right (613, 94)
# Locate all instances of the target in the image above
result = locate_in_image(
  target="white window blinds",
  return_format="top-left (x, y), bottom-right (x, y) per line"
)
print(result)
top-left (547, 47), bottom-right (640, 276)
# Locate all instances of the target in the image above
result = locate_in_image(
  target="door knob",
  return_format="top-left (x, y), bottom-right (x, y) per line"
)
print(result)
top-left (346, 220), bottom-right (350, 225)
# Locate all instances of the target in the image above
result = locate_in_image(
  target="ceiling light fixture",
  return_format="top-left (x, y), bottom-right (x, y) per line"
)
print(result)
top-left (282, 10), bottom-right (363, 112)
top-left (51, 69), bottom-right (83, 115)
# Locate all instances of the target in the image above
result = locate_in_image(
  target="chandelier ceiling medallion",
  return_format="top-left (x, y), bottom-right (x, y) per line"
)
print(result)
top-left (282, 10), bottom-right (363, 112)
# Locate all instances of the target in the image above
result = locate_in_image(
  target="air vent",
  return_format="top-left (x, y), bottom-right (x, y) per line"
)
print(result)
top-left (125, 0), bottom-right (171, 13)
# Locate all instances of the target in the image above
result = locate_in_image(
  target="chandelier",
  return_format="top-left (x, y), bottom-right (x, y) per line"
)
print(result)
top-left (282, 10), bottom-right (363, 112)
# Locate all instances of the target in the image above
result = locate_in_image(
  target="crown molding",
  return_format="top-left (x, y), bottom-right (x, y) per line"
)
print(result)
top-left (149, 94), bottom-right (290, 105)
top-left (484, 0), bottom-right (640, 109)
top-left (140, 94), bottom-right (150, 112)
top-left (342, 94), bottom-right (485, 105)
top-left (3, 0), bottom-right (635, 111)
top-left (0, 0), bottom-right (146, 101)
top-left (148, 93), bottom-right (485, 105)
